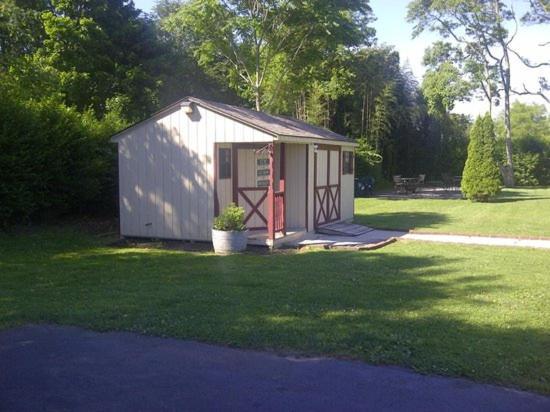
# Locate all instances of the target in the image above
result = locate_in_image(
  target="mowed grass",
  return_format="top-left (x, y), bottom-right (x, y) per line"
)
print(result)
top-left (355, 187), bottom-right (550, 238)
top-left (1, 226), bottom-right (549, 394)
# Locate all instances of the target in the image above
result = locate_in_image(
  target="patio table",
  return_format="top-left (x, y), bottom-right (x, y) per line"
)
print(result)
top-left (400, 178), bottom-right (418, 193)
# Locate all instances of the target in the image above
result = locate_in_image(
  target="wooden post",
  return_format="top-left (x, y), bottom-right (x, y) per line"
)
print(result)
top-left (232, 143), bottom-right (238, 204)
top-left (279, 143), bottom-right (286, 235)
top-left (338, 146), bottom-right (341, 220)
top-left (305, 144), bottom-right (309, 232)
top-left (214, 144), bottom-right (219, 216)
top-left (267, 143), bottom-right (275, 242)
top-left (326, 147), bottom-right (330, 222)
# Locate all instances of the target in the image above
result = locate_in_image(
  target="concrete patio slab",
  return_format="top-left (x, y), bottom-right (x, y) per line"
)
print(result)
top-left (295, 227), bottom-right (550, 250)
top-left (297, 229), bottom-right (406, 248)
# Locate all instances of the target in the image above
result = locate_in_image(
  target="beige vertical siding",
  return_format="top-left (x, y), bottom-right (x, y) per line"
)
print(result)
top-left (341, 147), bottom-right (355, 221)
top-left (116, 105), bottom-right (273, 241)
top-left (207, 108), bottom-right (273, 143)
top-left (284, 144), bottom-right (307, 229)
top-left (116, 101), bottom-right (353, 240)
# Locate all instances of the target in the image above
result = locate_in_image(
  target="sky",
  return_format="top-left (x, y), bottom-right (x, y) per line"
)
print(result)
top-left (134, 0), bottom-right (549, 118)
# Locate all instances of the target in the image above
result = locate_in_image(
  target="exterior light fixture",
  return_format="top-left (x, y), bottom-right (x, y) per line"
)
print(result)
top-left (181, 102), bottom-right (194, 115)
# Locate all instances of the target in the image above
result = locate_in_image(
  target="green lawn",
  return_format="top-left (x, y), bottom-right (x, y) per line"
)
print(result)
top-left (1, 226), bottom-right (549, 394)
top-left (355, 187), bottom-right (550, 238)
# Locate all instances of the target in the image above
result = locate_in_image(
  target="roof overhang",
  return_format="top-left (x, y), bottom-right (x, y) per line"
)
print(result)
top-left (110, 102), bottom-right (185, 142)
top-left (275, 134), bottom-right (358, 147)
top-left (109, 96), bottom-right (358, 147)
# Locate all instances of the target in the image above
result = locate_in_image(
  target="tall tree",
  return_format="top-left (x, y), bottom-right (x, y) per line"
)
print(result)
top-left (495, 102), bottom-right (550, 185)
top-left (461, 114), bottom-right (501, 201)
top-left (161, 0), bottom-right (374, 111)
top-left (2, 0), bottom-right (169, 121)
top-left (522, 0), bottom-right (550, 25)
top-left (407, 0), bottom-right (550, 186)
top-left (0, 0), bottom-right (46, 67)
top-left (422, 61), bottom-right (471, 115)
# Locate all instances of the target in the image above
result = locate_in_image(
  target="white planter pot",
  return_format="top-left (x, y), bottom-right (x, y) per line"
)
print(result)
top-left (212, 229), bottom-right (248, 254)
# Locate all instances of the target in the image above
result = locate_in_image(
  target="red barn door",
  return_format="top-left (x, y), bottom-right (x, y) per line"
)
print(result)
top-left (314, 145), bottom-right (341, 228)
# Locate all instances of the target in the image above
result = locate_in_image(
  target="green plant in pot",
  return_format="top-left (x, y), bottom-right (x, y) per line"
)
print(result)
top-left (212, 203), bottom-right (247, 254)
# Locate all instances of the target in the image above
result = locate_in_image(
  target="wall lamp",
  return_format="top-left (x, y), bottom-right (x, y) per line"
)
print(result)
top-left (181, 102), bottom-right (194, 115)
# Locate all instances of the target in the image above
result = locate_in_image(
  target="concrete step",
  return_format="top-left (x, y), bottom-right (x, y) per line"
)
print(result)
top-left (317, 222), bottom-right (373, 237)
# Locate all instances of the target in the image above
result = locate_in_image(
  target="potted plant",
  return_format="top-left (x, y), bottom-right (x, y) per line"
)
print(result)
top-left (212, 203), bottom-right (248, 254)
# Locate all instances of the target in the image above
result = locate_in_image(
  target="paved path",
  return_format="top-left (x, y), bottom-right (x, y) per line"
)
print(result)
top-left (1, 325), bottom-right (549, 411)
top-left (402, 233), bottom-right (550, 249)
top-left (298, 229), bottom-right (550, 249)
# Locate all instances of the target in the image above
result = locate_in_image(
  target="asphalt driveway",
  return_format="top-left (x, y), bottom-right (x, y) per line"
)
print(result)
top-left (1, 325), bottom-right (549, 411)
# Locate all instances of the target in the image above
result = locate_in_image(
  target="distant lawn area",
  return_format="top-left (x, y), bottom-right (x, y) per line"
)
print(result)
top-left (355, 187), bottom-right (550, 238)
top-left (1, 226), bottom-right (549, 394)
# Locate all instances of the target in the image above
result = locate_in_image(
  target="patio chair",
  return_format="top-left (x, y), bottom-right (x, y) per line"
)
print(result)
top-left (441, 173), bottom-right (453, 191)
top-left (393, 175), bottom-right (406, 194)
top-left (417, 174), bottom-right (426, 186)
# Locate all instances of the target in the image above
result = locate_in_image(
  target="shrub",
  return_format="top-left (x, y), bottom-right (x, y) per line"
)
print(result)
top-left (513, 152), bottom-right (540, 186)
top-left (0, 89), bottom-right (125, 227)
top-left (461, 114), bottom-right (501, 202)
top-left (213, 203), bottom-right (246, 231)
top-left (537, 155), bottom-right (550, 186)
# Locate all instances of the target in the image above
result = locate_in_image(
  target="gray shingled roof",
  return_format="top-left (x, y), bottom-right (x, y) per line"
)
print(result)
top-left (112, 96), bottom-right (354, 143)
top-left (187, 97), bottom-right (353, 143)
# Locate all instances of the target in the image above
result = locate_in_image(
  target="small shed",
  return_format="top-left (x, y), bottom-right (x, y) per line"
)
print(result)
top-left (111, 97), bottom-right (357, 247)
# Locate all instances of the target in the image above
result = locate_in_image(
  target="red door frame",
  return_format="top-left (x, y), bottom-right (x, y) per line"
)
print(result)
top-left (313, 144), bottom-right (341, 229)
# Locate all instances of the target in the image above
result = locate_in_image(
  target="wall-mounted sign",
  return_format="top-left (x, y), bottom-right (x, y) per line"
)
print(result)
top-left (256, 154), bottom-right (269, 187)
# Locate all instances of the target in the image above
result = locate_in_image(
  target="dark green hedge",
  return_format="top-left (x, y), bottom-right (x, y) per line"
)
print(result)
top-left (0, 91), bottom-right (123, 227)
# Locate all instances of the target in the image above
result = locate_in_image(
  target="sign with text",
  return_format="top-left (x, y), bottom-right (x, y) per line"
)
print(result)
top-left (256, 155), bottom-right (269, 187)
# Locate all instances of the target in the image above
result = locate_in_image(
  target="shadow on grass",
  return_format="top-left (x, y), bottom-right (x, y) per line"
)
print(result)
top-left (1, 231), bottom-right (549, 393)
top-left (354, 211), bottom-right (449, 231)
top-left (488, 188), bottom-right (550, 204)
top-left (240, 311), bottom-right (550, 394)
top-left (490, 195), bottom-right (550, 204)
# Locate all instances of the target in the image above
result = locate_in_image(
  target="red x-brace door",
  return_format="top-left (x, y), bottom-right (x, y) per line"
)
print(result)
top-left (314, 146), bottom-right (341, 228)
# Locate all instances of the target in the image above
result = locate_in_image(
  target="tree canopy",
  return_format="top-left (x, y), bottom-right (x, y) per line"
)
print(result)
top-left (407, 0), bottom-right (550, 186)
top-left (161, 0), bottom-right (375, 111)
top-left (0, 0), bottom-right (547, 226)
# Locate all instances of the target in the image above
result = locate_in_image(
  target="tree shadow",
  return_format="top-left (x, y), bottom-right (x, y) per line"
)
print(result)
top-left (117, 104), bottom-right (213, 242)
top-left (2, 231), bottom-right (549, 394)
top-left (490, 194), bottom-right (550, 203)
top-left (354, 212), bottom-right (449, 231)
top-left (489, 189), bottom-right (550, 203)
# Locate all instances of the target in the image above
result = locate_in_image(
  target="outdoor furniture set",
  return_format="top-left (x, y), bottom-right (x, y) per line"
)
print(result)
top-left (393, 174), bottom-right (425, 194)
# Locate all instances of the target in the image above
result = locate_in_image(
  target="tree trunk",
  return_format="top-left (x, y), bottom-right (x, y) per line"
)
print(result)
top-left (502, 86), bottom-right (515, 186)
top-left (493, 0), bottom-right (515, 187)
top-left (360, 87), bottom-right (366, 137)
top-left (255, 90), bottom-right (261, 111)
top-left (501, 60), bottom-right (515, 186)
